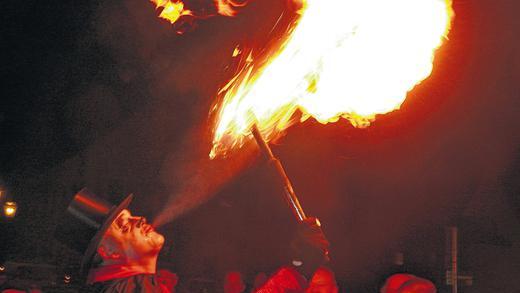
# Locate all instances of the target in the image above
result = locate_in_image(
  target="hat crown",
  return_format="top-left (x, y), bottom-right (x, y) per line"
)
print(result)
top-left (55, 188), bottom-right (116, 255)
top-left (67, 188), bottom-right (114, 229)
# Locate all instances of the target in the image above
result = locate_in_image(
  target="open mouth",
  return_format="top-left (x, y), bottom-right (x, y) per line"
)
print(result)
top-left (142, 224), bottom-right (154, 235)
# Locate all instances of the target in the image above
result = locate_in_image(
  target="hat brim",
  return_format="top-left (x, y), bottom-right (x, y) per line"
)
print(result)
top-left (80, 193), bottom-right (133, 273)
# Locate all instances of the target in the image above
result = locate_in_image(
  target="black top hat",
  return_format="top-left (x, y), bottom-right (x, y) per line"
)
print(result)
top-left (55, 188), bottom-right (133, 273)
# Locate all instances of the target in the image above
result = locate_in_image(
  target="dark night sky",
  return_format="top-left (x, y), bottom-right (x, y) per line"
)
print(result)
top-left (1, 0), bottom-right (519, 291)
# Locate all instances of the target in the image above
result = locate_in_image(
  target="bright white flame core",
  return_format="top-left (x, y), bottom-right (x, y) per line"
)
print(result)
top-left (211, 0), bottom-right (453, 158)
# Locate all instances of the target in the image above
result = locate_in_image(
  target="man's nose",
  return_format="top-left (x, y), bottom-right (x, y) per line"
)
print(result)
top-left (136, 217), bottom-right (146, 227)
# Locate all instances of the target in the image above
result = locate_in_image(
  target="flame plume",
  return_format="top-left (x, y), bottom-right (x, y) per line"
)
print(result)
top-left (210, 0), bottom-right (454, 158)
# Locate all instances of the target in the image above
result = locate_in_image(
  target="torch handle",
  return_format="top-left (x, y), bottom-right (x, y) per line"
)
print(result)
top-left (251, 125), bottom-right (307, 222)
top-left (251, 124), bottom-right (275, 158)
top-left (269, 158), bottom-right (307, 222)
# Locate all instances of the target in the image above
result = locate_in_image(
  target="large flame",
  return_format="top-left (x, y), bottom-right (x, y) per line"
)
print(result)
top-left (210, 0), bottom-right (453, 158)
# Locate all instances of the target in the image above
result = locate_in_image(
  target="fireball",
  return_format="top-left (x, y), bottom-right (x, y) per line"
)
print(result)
top-left (210, 0), bottom-right (454, 158)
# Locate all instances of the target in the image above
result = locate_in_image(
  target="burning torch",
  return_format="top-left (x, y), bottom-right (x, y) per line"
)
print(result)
top-left (148, 0), bottom-right (453, 266)
top-left (204, 0), bottom-right (451, 265)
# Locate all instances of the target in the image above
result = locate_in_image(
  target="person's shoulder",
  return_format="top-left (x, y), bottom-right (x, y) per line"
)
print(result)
top-left (255, 266), bottom-right (307, 293)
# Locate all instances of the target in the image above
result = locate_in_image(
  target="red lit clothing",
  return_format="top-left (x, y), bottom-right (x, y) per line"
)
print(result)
top-left (85, 265), bottom-right (176, 292)
top-left (254, 266), bottom-right (307, 293)
top-left (380, 274), bottom-right (436, 293)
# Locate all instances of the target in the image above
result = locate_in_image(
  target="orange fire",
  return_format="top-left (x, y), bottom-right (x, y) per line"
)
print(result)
top-left (150, 0), bottom-right (246, 27)
top-left (150, 0), bottom-right (192, 25)
top-left (210, 0), bottom-right (454, 158)
top-left (215, 0), bottom-right (248, 17)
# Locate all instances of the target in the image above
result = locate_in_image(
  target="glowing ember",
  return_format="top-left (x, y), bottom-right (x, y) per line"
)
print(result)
top-left (215, 0), bottom-right (248, 17)
top-left (150, 0), bottom-right (193, 25)
top-left (210, 0), bottom-right (454, 158)
top-left (150, 0), bottom-right (246, 29)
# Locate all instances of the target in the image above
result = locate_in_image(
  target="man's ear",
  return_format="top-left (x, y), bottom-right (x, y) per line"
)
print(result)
top-left (97, 244), bottom-right (122, 260)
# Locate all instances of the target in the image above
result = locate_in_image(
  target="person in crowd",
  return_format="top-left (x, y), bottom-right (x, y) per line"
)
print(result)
top-left (254, 217), bottom-right (331, 293)
top-left (55, 188), bottom-right (175, 292)
top-left (224, 271), bottom-right (246, 293)
top-left (380, 273), bottom-right (436, 293)
top-left (254, 266), bottom-right (307, 293)
top-left (305, 267), bottom-right (338, 293)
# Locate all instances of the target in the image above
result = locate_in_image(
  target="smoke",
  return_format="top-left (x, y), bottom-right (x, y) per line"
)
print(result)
top-left (153, 121), bottom-right (259, 226)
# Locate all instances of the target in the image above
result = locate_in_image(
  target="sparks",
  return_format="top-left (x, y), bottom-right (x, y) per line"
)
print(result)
top-left (150, 0), bottom-right (193, 25)
top-left (149, 0), bottom-right (247, 30)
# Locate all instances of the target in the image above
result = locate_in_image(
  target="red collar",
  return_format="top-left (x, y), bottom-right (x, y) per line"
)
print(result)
top-left (87, 264), bottom-right (155, 284)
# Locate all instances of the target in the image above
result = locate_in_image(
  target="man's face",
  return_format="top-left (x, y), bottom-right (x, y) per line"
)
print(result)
top-left (100, 209), bottom-right (165, 263)
top-left (305, 268), bottom-right (338, 293)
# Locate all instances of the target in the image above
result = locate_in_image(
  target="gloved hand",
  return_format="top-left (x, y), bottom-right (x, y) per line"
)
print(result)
top-left (290, 217), bottom-right (330, 276)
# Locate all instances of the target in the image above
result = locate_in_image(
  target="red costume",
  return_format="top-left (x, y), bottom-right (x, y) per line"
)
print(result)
top-left (381, 274), bottom-right (436, 293)
top-left (254, 266), bottom-right (307, 293)
top-left (85, 266), bottom-right (177, 292)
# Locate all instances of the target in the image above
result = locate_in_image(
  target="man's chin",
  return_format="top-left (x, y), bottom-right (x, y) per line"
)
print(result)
top-left (149, 231), bottom-right (165, 249)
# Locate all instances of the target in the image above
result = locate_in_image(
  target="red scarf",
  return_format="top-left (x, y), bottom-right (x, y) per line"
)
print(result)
top-left (87, 264), bottom-right (153, 284)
